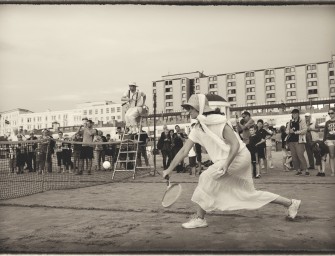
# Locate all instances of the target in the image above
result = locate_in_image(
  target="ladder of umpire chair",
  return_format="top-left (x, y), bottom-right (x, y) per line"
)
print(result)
top-left (112, 117), bottom-right (143, 180)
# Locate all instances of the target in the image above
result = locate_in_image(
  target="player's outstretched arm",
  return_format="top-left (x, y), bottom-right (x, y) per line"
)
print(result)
top-left (163, 139), bottom-right (194, 179)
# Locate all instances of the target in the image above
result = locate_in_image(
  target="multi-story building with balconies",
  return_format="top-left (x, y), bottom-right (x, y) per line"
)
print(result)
top-left (152, 56), bottom-right (335, 113)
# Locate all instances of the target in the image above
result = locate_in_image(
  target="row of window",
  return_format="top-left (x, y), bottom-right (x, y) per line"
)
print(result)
top-left (161, 63), bottom-right (334, 87)
top-left (83, 107), bottom-right (121, 116)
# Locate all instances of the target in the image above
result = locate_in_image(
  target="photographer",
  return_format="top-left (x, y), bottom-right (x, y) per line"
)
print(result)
top-left (236, 111), bottom-right (255, 147)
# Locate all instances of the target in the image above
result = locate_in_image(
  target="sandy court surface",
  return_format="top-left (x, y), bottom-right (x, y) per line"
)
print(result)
top-left (0, 151), bottom-right (335, 253)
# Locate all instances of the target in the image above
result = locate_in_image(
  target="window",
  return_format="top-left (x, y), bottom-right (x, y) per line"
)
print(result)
top-left (307, 64), bottom-right (316, 70)
top-left (166, 95), bottom-right (173, 100)
top-left (196, 85), bottom-right (200, 90)
top-left (27, 118), bottom-right (31, 123)
top-left (182, 79), bottom-right (185, 84)
top-left (153, 82), bottom-right (156, 87)
top-left (246, 72), bottom-right (254, 77)
top-left (329, 62), bottom-right (334, 68)
top-left (209, 76), bottom-right (217, 81)
top-left (287, 91), bottom-right (296, 96)
top-left (227, 74), bottom-right (235, 79)
top-left (227, 81), bottom-right (236, 87)
top-left (228, 97), bottom-right (236, 102)
top-left (182, 93), bottom-right (186, 98)
top-left (153, 89), bottom-right (156, 94)
top-left (209, 84), bottom-right (217, 89)
top-left (165, 81), bottom-right (168, 85)
top-left (89, 110), bottom-right (92, 115)
top-left (266, 85), bottom-right (275, 91)
top-left (166, 102), bottom-right (173, 107)
top-left (265, 70), bottom-right (274, 75)
top-left (285, 67), bottom-right (295, 73)
top-left (83, 110), bottom-right (87, 115)
top-left (106, 116), bottom-right (109, 121)
top-left (246, 79), bottom-right (255, 85)
top-left (106, 108), bottom-right (109, 114)
top-left (246, 87), bottom-right (255, 92)
top-left (330, 87), bottom-right (335, 93)
top-left (267, 93), bottom-right (275, 98)
top-left (117, 107), bottom-right (121, 112)
top-left (330, 71), bottom-right (335, 76)
top-left (330, 79), bottom-right (335, 84)
top-left (247, 95), bottom-right (255, 100)
top-left (307, 73), bottom-right (317, 79)
top-left (196, 78), bottom-right (199, 83)
top-left (165, 87), bottom-right (172, 92)
top-left (266, 77), bottom-right (275, 83)
top-left (308, 89), bottom-right (318, 95)
top-left (182, 86), bottom-right (186, 91)
top-left (286, 75), bottom-right (295, 81)
top-left (308, 81), bottom-right (318, 86)
top-left (286, 83), bottom-right (295, 89)
top-left (111, 108), bottom-right (115, 113)
top-left (228, 89), bottom-right (236, 94)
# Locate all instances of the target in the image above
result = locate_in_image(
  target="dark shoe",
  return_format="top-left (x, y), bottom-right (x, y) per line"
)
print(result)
top-left (321, 173), bottom-right (325, 177)
top-left (87, 171), bottom-right (92, 175)
top-left (295, 171), bottom-right (302, 176)
top-left (316, 172), bottom-right (322, 176)
top-left (308, 167), bottom-right (315, 170)
top-left (305, 172), bottom-right (310, 176)
top-left (255, 174), bottom-right (261, 179)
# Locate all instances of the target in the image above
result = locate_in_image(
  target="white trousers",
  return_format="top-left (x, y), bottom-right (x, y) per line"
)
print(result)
top-left (125, 106), bottom-right (142, 127)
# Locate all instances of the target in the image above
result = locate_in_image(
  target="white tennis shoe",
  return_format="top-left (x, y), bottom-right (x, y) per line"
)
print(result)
top-left (182, 217), bottom-right (208, 229)
top-left (287, 199), bottom-right (301, 220)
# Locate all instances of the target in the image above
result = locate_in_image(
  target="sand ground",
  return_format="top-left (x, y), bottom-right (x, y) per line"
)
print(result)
top-left (0, 151), bottom-right (334, 253)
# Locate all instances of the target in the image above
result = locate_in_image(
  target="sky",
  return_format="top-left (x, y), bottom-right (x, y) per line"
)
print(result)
top-left (0, 4), bottom-right (335, 113)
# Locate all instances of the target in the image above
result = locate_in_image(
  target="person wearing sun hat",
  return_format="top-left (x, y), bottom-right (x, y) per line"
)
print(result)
top-left (163, 93), bottom-right (301, 229)
top-left (121, 82), bottom-right (147, 135)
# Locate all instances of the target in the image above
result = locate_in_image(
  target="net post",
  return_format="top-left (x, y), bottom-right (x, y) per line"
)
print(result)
top-left (153, 92), bottom-right (157, 176)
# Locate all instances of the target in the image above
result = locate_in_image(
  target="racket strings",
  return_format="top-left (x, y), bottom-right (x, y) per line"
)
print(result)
top-left (162, 184), bottom-right (181, 207)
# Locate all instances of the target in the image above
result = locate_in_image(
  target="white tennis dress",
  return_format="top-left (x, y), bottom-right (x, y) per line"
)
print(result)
top-left (188, 118), bottom-right (279, 212)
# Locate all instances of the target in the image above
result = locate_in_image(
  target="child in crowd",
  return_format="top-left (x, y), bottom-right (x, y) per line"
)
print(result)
top-left (8, 144), bottom-right (16, 174)
top-left (188, 144), bottom-right (197, 176)
top-left (16, 135), bottom-right (26, 174)
top-left (248, 126), bottom-right (260, 178)
top-left (35, 142), bottom-right (46, 174)
top-left (312, 140), bottom-right (329, 176)
top-left (93, 130), bottom-right (104, 171)
top-left (72, 132), bottom-right (83, 175)
top-left (263, 122), bottom-right (274, 169)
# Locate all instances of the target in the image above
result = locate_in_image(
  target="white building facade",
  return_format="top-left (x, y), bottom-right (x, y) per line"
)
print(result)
top-left (152, 57), bottom-right (335, 113)
top-left (0, 101), bottom-right (124, 136)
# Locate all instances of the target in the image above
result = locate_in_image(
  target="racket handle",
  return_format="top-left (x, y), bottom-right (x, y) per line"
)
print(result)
top-left (165, 175), bottom-right (170, 186)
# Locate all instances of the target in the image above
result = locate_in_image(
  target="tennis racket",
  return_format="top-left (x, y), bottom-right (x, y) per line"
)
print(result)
top-left (161, 174), bottom-right (182, 208)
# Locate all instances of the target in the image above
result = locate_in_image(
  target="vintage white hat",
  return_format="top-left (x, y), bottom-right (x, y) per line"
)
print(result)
top-left (128, 82), bottom-right (138, 86)
top-left (181, 94), bottom-right (213, 113)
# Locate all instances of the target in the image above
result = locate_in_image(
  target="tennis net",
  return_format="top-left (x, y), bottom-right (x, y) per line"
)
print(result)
top-left (0, 138), bottom-right (153, 200)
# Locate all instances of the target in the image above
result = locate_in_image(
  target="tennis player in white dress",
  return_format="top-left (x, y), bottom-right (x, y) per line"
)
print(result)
top-left (163, 94), bottom-right (301, 229)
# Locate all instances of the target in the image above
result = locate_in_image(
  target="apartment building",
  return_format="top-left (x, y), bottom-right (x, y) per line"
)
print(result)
top-left (0, 101), bottom-right (124, 135)
top-left (152, 56), bottom-right (335, 113)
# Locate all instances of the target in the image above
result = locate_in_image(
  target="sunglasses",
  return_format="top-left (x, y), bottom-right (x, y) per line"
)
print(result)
top-left (329, 112), bottom-right (335, 115)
